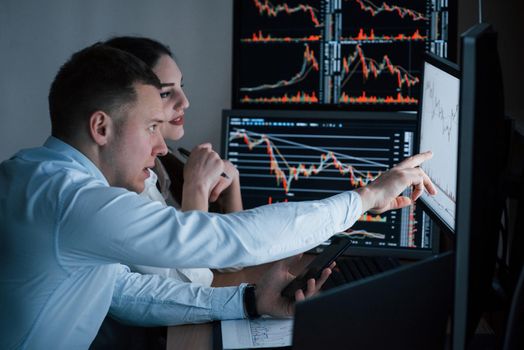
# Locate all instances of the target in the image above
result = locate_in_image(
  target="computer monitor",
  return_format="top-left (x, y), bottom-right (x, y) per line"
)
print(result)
top-left (232, 0), bottom-right (457, 110)
top-left (417, 53), bottom-right (460, 233)
top-left (293, 251), bottom-right (454, 350)
top-left (452, 23), bottom-right (510, 350)
top-left (221, 109), bottom-right (437, 259)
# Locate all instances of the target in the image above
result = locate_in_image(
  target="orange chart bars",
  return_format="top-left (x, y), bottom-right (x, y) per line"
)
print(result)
top-left (253, 0), bottom-right (322, 27)
top-left (241, 31), bottom-right (322, 43)
top-left (339, 91), bottom-right (418, 105)
top-left (241, 91), bottom-right (319, 104)
top-left (230, 129), bottom-right (384, 194)
top-left (341, 28), bottom-right (427, 43)
top-left (240, 44), bottom-right (319, 93)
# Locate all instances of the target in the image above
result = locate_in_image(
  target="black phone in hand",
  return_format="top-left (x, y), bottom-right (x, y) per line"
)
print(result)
top-left (281, 235), bottom-right (352, 300)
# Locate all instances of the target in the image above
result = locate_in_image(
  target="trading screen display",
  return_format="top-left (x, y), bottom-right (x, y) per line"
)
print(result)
top-left (233, 0), bottom-right (455, 110)
top-left (418, 58), bottom-right (459, 232)
top-left (222, 111), bottom-right (434, 256)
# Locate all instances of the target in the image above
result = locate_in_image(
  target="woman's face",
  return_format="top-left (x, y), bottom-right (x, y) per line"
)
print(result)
top-left (152, 54), bottom-right (190, 141)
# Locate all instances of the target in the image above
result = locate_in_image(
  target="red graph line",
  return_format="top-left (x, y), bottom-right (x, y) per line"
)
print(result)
top-left (341, 44), bottom-right (420, 90)
top-left (231, 130), bottom-right (379, 193)
top-left (240, 44), bottom-right (319, 92)
top-left (253, 0), bottom-right (321, 27)
top-left (353, 0), bottom-right (428, 21)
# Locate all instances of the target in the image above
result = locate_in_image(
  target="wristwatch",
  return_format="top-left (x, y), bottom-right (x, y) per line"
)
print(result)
top-left (243, 284), bottom-right (260, 319)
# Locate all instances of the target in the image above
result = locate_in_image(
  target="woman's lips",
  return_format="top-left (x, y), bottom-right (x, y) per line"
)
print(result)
top-left (170, 115), bottom-right (184, 126)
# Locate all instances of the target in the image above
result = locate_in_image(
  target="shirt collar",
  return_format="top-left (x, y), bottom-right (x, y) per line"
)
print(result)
top-left (44, 136), bottom-right (109, 186)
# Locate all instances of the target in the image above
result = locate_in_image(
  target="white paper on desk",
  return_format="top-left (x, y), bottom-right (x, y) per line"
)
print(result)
top-left (221, 316), bottom-right (293, 349)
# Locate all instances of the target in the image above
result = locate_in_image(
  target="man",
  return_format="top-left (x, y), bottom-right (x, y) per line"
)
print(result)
top-left (0, 43), bottom-right (435, 349)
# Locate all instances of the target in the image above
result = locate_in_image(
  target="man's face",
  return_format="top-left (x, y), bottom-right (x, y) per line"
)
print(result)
top-left (102, 83), bottom-right (168, 193)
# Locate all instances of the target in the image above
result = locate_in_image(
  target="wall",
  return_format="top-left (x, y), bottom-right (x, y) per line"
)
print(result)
top-left (0, 0), bottom-right (233, 161)
top-left (1, 0), bottom-right (523, 162)
top-left (458, 0), bottom-right (524, 127)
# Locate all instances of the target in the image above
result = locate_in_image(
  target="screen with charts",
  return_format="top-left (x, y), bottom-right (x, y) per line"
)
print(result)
top-left (232, 0), bottom-right (456, 110)
top-left (417, 54), bottom-right (459, 232)
top-left (222, 109), bottom-right (436, 258)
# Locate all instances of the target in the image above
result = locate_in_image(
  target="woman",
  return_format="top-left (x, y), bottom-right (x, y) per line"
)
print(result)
top-left (105, 36), bottom-right (243, 286)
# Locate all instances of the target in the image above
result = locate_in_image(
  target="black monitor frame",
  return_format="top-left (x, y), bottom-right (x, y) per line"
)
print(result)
top-left (452, 23), bottom-right (510, 350)
top-left (221, 108), bottom-right (439, 260)
top-left (415, 52), bottom-right (461, 236)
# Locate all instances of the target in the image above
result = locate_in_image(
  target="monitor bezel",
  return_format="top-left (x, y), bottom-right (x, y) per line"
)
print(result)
top-left (452, 23), bottom-right (510, 350)
top-left (221, 108), bottom-right (440, 260)
top-left (415, 52), bottom-right (461, 236)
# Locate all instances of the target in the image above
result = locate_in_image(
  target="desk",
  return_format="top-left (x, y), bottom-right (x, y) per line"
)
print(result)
top-left (166, 256), bottom-right (313, 350)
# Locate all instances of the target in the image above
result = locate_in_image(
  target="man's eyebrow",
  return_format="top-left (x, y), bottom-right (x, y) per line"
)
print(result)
top-left (160, 83), bottom-right (175, 88)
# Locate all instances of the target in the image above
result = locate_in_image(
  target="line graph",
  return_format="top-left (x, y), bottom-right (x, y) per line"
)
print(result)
top-left (223, 113), bottom-right (432, 251)
top-left (425, 80), bottom-right (459, 142)
top-left (252, 0), bottom-right (322, 27)
top-left (240, 44), bottom-right (319, 92)
top-left (336, 44), bottom-right (420, 105)
top-left (341, 44), bottom-right (420, 91)
top-left (351, 0), bottom-right (429, 21)
top-left (419, 63), bottom-right (459, 201)
top-left (418, 61), bottom-right (459, 230)
top-left (345, 229), bottom-right (386, 239)
top-left (229, 128), bottom-right (386, 193)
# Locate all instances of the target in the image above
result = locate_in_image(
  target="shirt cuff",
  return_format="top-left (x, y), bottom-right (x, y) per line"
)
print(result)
top-left (210, 283), bottom-right (248, 320)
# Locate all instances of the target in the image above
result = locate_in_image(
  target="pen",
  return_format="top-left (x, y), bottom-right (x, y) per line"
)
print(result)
top-left (177, 147), bottom-right (230, 179)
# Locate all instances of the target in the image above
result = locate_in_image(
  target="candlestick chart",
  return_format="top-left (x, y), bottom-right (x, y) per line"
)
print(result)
top-left (233, 0), bottom-right (454, 110)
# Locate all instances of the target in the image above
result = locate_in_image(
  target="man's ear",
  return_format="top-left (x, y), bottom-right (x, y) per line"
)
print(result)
top-left (89, 111), bottom-right (113, 146)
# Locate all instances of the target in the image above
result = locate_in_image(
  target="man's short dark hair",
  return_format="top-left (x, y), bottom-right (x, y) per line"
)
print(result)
top-left (48, 43), bottom-right (161, 140)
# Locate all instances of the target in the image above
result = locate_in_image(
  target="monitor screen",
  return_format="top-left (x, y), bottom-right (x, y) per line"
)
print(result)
top-left (222, 109), bottom-right (437, 259)
top-left (417, 53), bottom-right (460, 233)
top-left (232, 0), bottom-right (457, 110)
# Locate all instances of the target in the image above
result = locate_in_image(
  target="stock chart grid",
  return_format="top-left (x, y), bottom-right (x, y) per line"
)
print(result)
top-left (222, 111), bottom-right (434, 254)
top-left (233, 0), bottom-right (454, 110)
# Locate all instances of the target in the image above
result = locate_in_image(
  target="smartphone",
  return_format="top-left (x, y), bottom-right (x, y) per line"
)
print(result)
top-left (281, 235), bottom-right (352, 299)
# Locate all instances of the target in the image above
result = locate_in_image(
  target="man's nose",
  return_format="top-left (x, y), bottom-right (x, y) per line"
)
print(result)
top-left (153, 134), bottom-right (168, 157)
